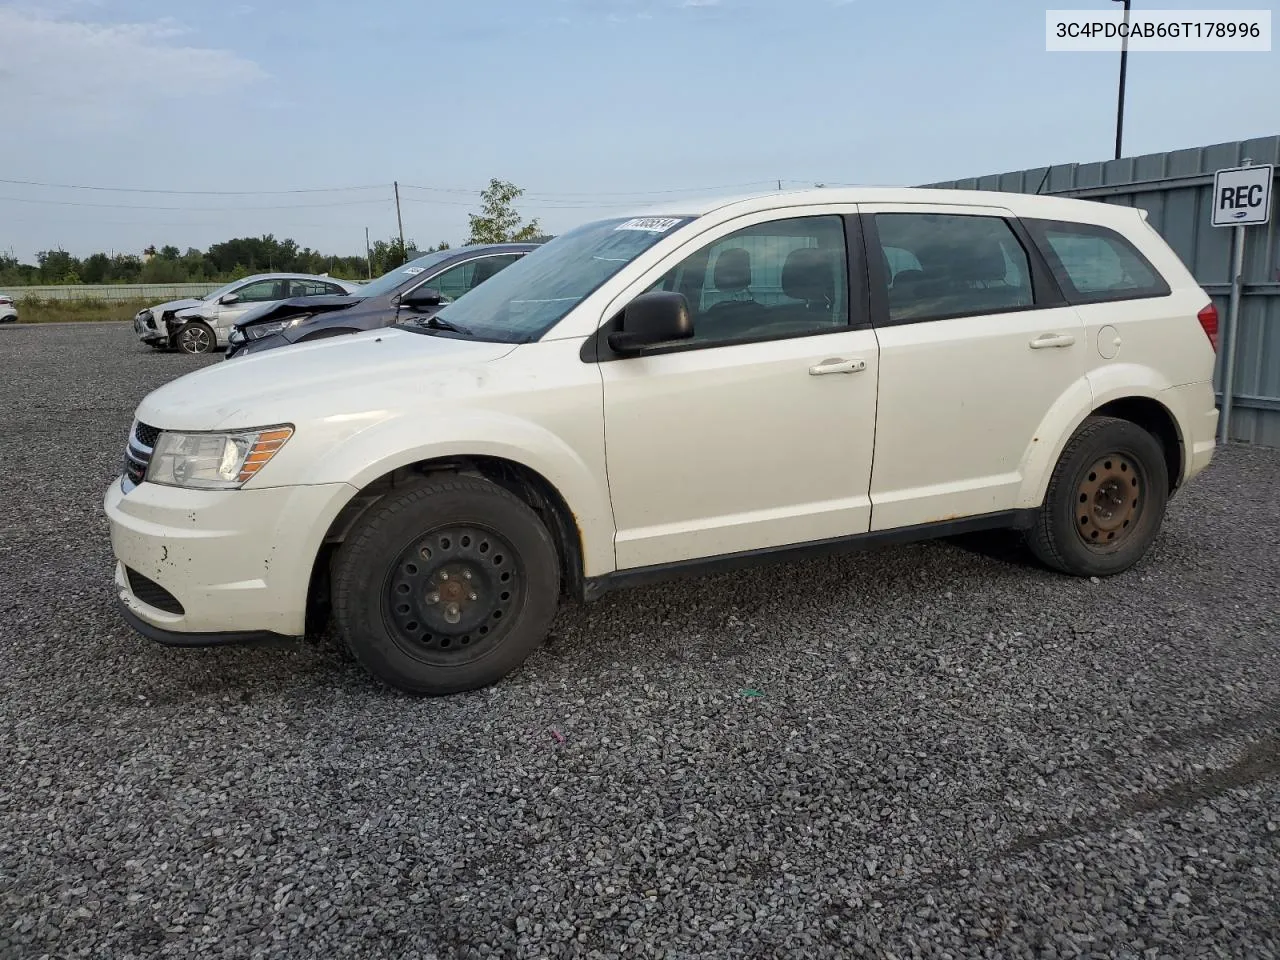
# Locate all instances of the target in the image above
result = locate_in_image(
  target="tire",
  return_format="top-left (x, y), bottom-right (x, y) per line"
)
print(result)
top-left (332, 476), bottom-right (561, 695)
top-left (175, 320), bottom-right (217, 355)
top-left (1026, 415), bottom-right (1169, 578)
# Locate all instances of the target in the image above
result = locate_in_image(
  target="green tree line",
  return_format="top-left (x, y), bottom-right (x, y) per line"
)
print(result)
top-left (1, 178), bottom-right (544, 287)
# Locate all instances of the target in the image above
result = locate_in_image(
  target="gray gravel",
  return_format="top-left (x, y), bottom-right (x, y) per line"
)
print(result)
top-left (2, 321), bottom-right (1278, 960)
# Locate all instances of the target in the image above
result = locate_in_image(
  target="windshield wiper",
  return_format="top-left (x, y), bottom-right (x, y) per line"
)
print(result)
top-left (413, 314), bottom-right (475, 337)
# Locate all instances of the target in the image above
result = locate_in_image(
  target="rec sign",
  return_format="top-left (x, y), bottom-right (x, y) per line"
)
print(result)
top-left (1212, 164), bottom-right (1274, 227)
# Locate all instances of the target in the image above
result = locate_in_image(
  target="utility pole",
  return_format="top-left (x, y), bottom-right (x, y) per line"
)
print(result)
top-left (393, 181), bottom-right (405, 255)
top-left (365, 227), bottom-right (372, 280)
top-left (1113, 0), bottom-right (1132, 160)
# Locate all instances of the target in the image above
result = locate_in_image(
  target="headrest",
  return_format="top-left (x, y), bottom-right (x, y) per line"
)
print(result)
top-left (929, 239), bottom-right (1009, 283)
top-left (782, 247), bottom-right (835, 303)
top-left (712, 248), bottom-right (752, 293)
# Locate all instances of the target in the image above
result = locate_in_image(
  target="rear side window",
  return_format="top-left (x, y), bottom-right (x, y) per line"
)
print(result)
top-left (873, 213), bottom-right (1034, 324)
top-left (1024, 218), bottom-right (1170, 304)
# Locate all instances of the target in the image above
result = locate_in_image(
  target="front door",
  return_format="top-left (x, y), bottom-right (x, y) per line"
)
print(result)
top-left (860, 205), bottom-right (1088, 530)
top-left (598, 212), bottom-right (880, 570)
top-left (215, 279), bottom-right (289, 337)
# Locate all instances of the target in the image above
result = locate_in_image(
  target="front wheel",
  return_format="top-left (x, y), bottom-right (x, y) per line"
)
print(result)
top-left (332, 476), bottom-right (561, 695)
top-left (1026, 415), bottom-right (1169, 577)
top-left (174, 320), bottom-right (217, 355)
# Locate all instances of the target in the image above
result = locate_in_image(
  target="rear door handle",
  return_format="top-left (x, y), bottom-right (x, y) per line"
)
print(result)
top-left (809, 357), bottom-right (867, 376)
top-left (1029, 333), bottom-right (1076, 350)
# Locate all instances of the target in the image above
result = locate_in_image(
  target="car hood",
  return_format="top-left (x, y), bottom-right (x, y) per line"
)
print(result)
top-left (134, 326), bottom-right (517, 432)
top-left (147, 297), bottom-right (206, 315)
top-left (235, 295), bottom-right (363, 329)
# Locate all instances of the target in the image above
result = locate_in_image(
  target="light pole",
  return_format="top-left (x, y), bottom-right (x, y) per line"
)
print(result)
top-left (1113, 0), bottom-right (1132, 160)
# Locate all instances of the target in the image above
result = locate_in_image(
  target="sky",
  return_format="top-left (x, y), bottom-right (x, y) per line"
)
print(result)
top-left (0, 0), bottom-right (1276, 262)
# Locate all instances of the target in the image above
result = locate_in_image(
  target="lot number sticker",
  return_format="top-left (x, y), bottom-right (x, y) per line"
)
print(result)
top-left (403, 266), bottom-right (426, 275)
top-left (1212, 164), bottom-right (1274, 227)
top-left (615, 217), bottom-right (684, 233)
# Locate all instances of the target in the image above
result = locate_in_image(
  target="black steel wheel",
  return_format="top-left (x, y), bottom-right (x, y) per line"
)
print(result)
top-left (1026, 415), bottom-right (1169, 577)
top-left (332, 476), bottom-right (560, 695)
top-left (384, 525), bottom-right (524, 666)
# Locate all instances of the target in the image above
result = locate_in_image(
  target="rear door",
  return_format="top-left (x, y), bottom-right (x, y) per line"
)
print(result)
top-left (861, 204), bottom-right (1087, 530)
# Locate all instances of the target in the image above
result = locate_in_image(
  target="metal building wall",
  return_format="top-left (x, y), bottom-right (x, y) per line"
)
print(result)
top-left (924, 136), bottom-right (1280, 447)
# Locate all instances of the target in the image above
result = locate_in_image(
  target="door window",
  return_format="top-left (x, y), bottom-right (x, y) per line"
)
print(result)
top-left (873, 214), bottom-right (1034, 324)
top-left (645, 215), bottom-right (850, 345)
top-left (429, 255), bottom-right (523, 302)
top-left (232, 279), bottom-right (288, 303)
top-left (1024, 218), bottom-right (1170, 304)
top-left (289, 279), bottom-right (343, 297)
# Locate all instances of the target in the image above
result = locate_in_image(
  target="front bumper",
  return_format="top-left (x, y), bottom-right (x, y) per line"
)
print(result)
top-left (105, 477), bottom-right (356, 639)
top-left (134, 313), bottom-right (167, 344)
top-left (225, 329), bottom-right (291, 360)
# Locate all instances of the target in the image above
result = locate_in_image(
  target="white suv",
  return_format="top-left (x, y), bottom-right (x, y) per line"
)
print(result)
top-left (104, 188), bottom-right (1219, 695)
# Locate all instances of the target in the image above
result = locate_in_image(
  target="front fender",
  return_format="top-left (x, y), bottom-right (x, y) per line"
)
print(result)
top-left (307, 411), bottom-right (616, 577)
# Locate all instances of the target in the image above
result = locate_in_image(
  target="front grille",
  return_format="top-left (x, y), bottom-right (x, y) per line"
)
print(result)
top-left (125, 567), bottom-right (185, 615)
top-left (135, 423), bottom-right (160, 448)
top-left (123, 421), bottom-right (159, 491)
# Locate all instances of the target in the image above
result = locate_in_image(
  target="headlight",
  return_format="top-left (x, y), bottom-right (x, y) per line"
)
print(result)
top-left (248, 315), bottom-right (311, 340)
top-left (146, 426), bottom-right (294, 490)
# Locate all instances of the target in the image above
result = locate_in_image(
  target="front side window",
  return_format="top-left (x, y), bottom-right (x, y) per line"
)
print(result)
top-left (644, 215), bottom-right (849, 345)
top-left (1025, 218), bottom-right (1170, 304)
top-left (874, 214), bottom-right (1034, 324)
top-left (233, 279), bottom-right (288, 303)
top-left (410, 217), bottom-right (693, 343)
top-left (428, 255), bottom-right (523, 302)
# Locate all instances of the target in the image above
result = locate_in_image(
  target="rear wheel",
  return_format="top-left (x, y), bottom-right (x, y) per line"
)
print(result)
top-left (332, 476), bottom-right (560, 695)
top-left (175, 320), bottom-right (217, 355)
top-left (1026, 415), bottom-right (1169, 577)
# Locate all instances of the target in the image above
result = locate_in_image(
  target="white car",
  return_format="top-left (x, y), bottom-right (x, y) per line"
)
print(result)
top-left (105, 187), bottom-right (1219, 695)
top-left (0, 293), bottom-right (17, 323)
top-left (133, 273), bottom-right (362, 354)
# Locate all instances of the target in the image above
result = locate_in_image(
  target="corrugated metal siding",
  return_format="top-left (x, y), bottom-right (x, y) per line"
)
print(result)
top-left (924, 136), bottom-right (1280, 447)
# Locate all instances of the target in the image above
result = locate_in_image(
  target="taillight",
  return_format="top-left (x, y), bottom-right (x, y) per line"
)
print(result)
top-left (1197, 302), bottom-right (1219, 352)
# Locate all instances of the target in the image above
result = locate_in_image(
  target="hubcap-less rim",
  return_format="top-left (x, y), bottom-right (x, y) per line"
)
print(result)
top-left (181, 326), bottom-right (211, 353)
top-left (383, 525), bottom-right (522, 665)
top-left (1075, 453), bottom-right (1142, 549)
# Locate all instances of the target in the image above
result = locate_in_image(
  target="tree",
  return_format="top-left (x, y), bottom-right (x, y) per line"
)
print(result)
top-left (466, 179), bottom-right (541, 245)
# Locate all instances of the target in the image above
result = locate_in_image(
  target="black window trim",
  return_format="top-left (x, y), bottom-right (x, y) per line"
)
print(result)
top-left (1022, 216), bottom-right (1172, 306)
top-left (861, 210), bottom-right (1067, 330)
top-left (582, 213), bottom-right (872, 364)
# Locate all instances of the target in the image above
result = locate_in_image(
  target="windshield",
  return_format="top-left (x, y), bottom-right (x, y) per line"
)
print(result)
top-left (409, 216), bottom-right (693, 343)
top-left (198, 279), bottom-right (246, 302)
top-left (354, 250), bottom-right (458, 300)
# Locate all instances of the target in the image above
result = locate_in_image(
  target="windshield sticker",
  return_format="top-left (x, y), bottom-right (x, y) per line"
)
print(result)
top-left (403, 266), bottom-right (426, 275)
top-left (614, 217), bottom-right (683, 233)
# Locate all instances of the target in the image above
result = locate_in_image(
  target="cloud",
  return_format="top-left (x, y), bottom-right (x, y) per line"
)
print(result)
top-left (0, 5), bottom-right (265, 130)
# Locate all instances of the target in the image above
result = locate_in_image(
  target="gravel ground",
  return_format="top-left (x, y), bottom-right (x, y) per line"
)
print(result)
top-left (2, 321), bottom-right (1277, 960)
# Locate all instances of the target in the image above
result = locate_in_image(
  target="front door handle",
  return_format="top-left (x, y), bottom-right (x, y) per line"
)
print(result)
top-left (809, 357), bottom-right (867, 376)
top-left (1029, 333), bottom-right (1076, 350)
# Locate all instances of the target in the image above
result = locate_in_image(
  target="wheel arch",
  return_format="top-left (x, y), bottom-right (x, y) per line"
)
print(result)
top-left (1090, 395), bottom-right (1183, 495)
top-left (303, 452), bottom-right (601, 634)
top-left (1017, 360), bottom-right (1188, 509)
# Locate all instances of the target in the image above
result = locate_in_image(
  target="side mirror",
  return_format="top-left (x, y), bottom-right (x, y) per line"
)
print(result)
top-left (607, 292), bottom-right (693, 355)
top-left (402, 287), bottom-right (443, 309)
top-left (219, 293), bottom-right (240, 305)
